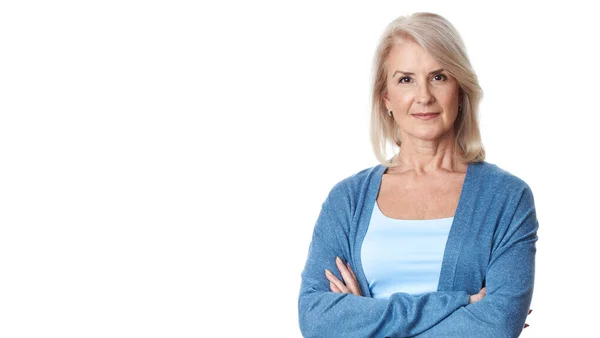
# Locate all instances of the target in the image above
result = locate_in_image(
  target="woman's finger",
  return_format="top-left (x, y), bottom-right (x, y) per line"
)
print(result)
top-left (335, 257), bottom-right (361, 296)
top-left (469, 287), bottom-right (487, 304)
top-left (346, 262), bottom-right (363, 296)
top-left (347, 262), bottom-right (358, 280)
top-left (325, 269), bottom-right (348, 293)
top-left (330, 281), bottom-right (341, 293)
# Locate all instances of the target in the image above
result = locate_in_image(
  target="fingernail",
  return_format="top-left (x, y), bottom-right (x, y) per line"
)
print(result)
top-left (325, 269), bottom-right (333, 276)
top-left (528, 309), bottom-right (533, 314)
top-left (336, 256), bottom-right (342, 264)
top-left (524, 324), bottom-right (529, 328)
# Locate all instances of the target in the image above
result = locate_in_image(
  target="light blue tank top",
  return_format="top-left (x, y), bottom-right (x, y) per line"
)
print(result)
top-left (361, 201), bottom-right (453, 299)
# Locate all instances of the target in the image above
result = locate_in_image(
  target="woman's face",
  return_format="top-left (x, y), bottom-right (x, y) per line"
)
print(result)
top-left (383, 39), bottom-right (461, 144)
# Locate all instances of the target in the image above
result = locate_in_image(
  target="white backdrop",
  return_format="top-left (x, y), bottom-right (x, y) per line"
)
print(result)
top-left (1, 1), bottom-right (598, 337)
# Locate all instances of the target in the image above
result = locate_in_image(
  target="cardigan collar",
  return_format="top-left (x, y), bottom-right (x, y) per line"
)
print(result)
top-left (352, 161), bottom-right (485, 295)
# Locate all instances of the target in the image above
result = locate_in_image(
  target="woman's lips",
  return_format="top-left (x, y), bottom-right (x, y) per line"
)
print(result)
top-left (412, 113), bottom-right (440, 120)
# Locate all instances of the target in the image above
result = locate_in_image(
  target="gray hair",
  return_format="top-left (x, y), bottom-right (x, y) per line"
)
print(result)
top-left (370, 12), bottom-right (485, 167)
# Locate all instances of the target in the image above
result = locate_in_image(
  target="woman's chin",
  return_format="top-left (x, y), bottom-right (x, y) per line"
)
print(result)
top-left (403, 130), bottom-right (453, 143)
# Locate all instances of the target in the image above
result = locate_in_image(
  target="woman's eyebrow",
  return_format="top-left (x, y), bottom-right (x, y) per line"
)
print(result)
top-left (392, 68), bottom-right (445, 77)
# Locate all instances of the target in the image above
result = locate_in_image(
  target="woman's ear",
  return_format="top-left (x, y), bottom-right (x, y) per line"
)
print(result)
top-left (383, 91), bottom-right (390, 110)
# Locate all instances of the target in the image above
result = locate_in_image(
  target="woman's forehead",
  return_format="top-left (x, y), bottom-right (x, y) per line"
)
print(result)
top-left (387, 42), bottom-right (442, 73)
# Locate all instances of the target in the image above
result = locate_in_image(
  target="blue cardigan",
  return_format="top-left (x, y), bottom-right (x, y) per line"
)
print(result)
top-left (298, 161), bottom-right (538, 338)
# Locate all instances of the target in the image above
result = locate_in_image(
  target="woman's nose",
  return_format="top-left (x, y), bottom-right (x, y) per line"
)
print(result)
top-left (416, 84), bottom-right (435, 104)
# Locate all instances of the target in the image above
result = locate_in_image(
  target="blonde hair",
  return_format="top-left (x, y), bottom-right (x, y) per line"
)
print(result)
top-left (370, 12), bottom-right (485, 167)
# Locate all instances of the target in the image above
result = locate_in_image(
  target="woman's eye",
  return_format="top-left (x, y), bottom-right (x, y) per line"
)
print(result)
top-left (398, 76), bottom-right (412, 84)
top-left (433, 74), bottom-right (447, 81)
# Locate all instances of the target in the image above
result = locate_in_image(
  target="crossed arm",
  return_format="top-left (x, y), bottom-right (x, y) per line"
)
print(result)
top-left (326, 256), bottom-right (531, 335)
top-left (326, 256), bottom-right (488, 305)
top-left (298, 184), bottom-right (538, 338)
top-left (298, 232), bottom-right (472, 338)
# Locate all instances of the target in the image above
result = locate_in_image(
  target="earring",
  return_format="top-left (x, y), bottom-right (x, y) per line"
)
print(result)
top-left (387, 109), bottom-right (393, 117)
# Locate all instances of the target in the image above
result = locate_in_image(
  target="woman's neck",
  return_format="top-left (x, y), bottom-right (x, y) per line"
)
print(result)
top-left (389, 134), bottom-right (465, 175)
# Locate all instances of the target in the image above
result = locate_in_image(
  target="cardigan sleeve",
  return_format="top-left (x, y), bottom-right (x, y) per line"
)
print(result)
top-left (298, 183), bottom-right (470, 338)
top-left (411, 185), bottom-right (539, 338)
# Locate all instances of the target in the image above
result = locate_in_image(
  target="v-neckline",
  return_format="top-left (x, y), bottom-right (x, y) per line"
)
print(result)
top-left (354, 162), bottom-right (476, 296)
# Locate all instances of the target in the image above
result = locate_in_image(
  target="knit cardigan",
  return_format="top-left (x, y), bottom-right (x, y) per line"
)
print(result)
top-left (298, 161), bottom-right (538, 338)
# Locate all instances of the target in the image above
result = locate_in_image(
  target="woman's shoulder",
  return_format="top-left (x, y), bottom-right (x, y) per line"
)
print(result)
top-left (331, 163), bottom-right (383, 190)
top-left (323, 164), bottom-right (384, 201)
top-left (472, 160), bottom-right (534, 195)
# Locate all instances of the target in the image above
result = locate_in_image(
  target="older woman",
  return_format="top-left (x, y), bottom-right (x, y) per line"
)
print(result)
top-left (298, 12), bottom-right (538, 338)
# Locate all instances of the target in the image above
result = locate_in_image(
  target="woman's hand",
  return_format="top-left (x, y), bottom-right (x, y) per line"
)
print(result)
top-left (469, 287), bottom-right (532, 328)
top-left (325, 258), bottom-right (532, 328)
top-left (469, 287), bottom-right (486, 304)
top-left (324, 256), bottom-right (362, 296)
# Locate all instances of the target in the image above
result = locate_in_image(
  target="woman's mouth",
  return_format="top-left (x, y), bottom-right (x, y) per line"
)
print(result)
top-left (412, 112), bottom-right (440, 120)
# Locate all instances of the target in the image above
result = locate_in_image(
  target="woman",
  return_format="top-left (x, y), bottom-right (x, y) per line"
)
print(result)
top-left (298, 12), bottom-right (538, 338)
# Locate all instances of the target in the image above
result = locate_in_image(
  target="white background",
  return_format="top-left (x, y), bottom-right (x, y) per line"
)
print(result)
top-left (1, 1), bottom-right (598, 337)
